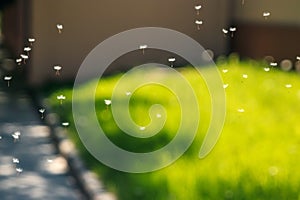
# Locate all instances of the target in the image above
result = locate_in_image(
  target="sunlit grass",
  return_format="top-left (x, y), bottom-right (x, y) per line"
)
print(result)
top-left (46, 58), bottom-right (300, 200)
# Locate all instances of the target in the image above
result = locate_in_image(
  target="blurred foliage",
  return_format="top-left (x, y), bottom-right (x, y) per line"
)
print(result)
top-left (46, 58), bottom-right (300, 200)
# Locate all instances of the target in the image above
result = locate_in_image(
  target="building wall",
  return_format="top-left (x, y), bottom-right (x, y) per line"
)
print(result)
top-left (233, 0), bottom-right (300, 26)
top-left (28, 0), bottom-right (231, 86)
top-left (232, 0), bottom-right (300, 60)
top-left (2, 0), bottom-right (27, 56)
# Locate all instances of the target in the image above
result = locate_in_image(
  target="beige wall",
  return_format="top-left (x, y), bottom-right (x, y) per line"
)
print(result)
top-left (28, 0), bottom-right (231, 86)
top-left (231, 0), bottom-right (300, 60)
top-left (233, 0), bottom-right (300, 25)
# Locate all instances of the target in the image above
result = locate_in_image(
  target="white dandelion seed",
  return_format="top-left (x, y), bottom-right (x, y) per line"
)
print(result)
top-left (222, 28), bottom-right (228, 37)
top-left (20, 54), bottom-right (29, 64)
top-left (39, 108), bottom-right (45, 119)
top-left (237, 108), bottom-right (245, 113)
top-left (139, 45), bottom-right (148, 55)
top-left (168, 57), bottom-right (176, 67)
top-left (285, 84), bottom-right (292, 88)
top-left (24, 47), bottom-right (31, 56)
top-left (270, 62), bottom-right (278, 67)
top-left (16, 167), bottom-right (23, 174)
top-left (242, 74), bottom-right (248, 79)
top-left (56, 24), bottom-right (63, 34)
top-left (296, 56), bottom-right (300, 61)
top-left (4, 76), bottom-right (12, 87)
top-left (194, 5), bottom-right (202, 15)
top-left (104, 99), bottom-right (111, 109)
top-left (195, 20), bottom-right (203, 30)
top-left (263, 12), bottom-right (271, 19)
top-left (125, 91), bottom-right (132, 96)
top-left (28, 38), bottom-right (35, 46)
top-left (264, 67), bottom-right (270, 72)
top-left (16, 58), bottom-right (22, 65)
top-left (223, 84), bottom-right (229, 89)
top-left (222, 69), bottom-right (228, 73)
top-left (104, 99), bottom-right (111, 106)
top-left (222, 28), bottom-right (228, 34)
top-left (12, 158), bottom-right (20, 164)
top-left (12, 131), bottom-right (21, 142)
top-left (57, 95), bottom-right (66, 105)
top-left (229, 27), bottom-right (237, 37)
top-left (53, 65), bottom-right (62, 76)
top-left (62, 122), bottom-right (69, 127)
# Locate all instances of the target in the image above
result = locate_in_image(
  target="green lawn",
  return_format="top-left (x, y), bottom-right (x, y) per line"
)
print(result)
top-left (46, 58), bottom-right (300, 200)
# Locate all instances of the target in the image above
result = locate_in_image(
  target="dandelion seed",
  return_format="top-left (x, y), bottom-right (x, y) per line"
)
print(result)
top-left (285, 84), bottom-right (292, 88)
top-left (57, 95), bottom-right (66, 105)
top-left (222, 29), bottom-right (228, 34)
top-left (139, 45), bottom-right (148, 55)
top-left (222, 28), bottom-right (228, 37)
top-left (104, 99), bottom-right (111, 106)
top-left (194, 5), bottom-right (202, 15)
top-left (296, 56), bottom-right (300, 61)
top-left (270, 62), bottom-right (278, 67)
top-left (53, 65), bottom-right (62, 76)
top-left (16, 58), bottom-right (22, 65)
top-left (229, 27), bottom-right (237, 37)
top-left (140, 126), bottom-right (145, 131)
top-left (264, 67), bottom-right (270, 72)
top-left (168, 57), bottom-right (176, 67)
top-left (242, 74), bottom-right (248, 79)
top-left (12, 158), bottom-right (20, 164)
top-left (56, 24), bottom-right (63, 34)
top-left (195, 20), bottom-right (203, 30)
top-left (104, 99), bottom-right (111, 109)
top-left (28, 38), bottom-right (35, 46)
top-left (125, 91), bottom-right (132, 96)
top-left (4, 76), bottom-right (12, 87)
top-left (39, 108), bottom-right (45, 119)
top-left (263, 12), bottom-right (271, 19)
top-left (12, 131), bottom-right (21, 142)
top-left (20, 54), bottom-right (29, 64)
top-left (223, 84), bottom-right (229, 89)
top-left (222, 69), bottom-right (228, 73)
top-left (16, 167), bottom-right (23, 174)
top-left (237, 108), bottom-right (245, 113)
top-left (62, 122), bottom-right (69, 127)
top-left (24, 47), bottom-right (31, 56)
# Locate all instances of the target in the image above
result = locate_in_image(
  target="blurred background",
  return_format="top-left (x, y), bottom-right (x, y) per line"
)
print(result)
top-left (1, 0), bottom-right (299, 86)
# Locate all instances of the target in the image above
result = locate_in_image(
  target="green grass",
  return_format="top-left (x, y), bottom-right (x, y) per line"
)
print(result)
top-left (46, 58), bottom-right (300, 200)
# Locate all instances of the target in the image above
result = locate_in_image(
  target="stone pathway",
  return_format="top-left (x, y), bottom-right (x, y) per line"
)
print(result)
top-left (0, 53), bottom-right (85, 199)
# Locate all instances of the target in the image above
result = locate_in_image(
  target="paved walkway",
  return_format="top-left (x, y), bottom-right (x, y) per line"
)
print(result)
top-left (0, 51), bottom-right (85, 199)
